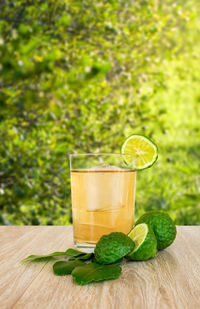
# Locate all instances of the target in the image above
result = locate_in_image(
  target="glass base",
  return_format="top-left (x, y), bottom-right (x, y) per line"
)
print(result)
top-left (74, 241), bottom-right (95, 253)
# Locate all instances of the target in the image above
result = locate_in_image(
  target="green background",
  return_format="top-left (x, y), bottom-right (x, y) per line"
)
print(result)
top-left (0, 0), bottom-right (200, 225)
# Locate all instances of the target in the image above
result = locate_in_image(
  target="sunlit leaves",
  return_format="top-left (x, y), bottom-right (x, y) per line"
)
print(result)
top-left (0, 0), bottom-right (200, 225)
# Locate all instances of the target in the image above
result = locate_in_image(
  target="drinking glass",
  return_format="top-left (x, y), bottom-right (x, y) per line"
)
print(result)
top-left (69, 153), bottom-right (136, 251)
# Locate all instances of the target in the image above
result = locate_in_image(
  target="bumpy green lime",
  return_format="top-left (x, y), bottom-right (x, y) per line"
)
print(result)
top-left (126, 223), bottom-right (157, 261)
top-left (94, 232), bottom-right (135, 264)
top-left (135, 211), bottom-right (177, 250)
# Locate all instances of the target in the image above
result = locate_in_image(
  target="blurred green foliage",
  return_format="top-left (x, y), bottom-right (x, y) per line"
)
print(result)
top-left (0, 0), bottom-right (200, 225)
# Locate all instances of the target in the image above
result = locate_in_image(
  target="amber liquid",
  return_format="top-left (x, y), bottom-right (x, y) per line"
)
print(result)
top-left (71, 168), bottom-right (136, 245)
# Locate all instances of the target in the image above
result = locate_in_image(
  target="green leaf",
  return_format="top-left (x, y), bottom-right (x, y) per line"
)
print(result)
top-left (71, 263), bottom-right (122, 285)
top-left (58, 15), bottom-right (70, 26)
top-left (53, 260), bottom-right (85, 276)
top-left (28, 257), bottom-right (53, 263)
top-left (65, 248), bottom-right (93, 260)
top-left (22, 249), bottom-right (93, 262)
top-left (65, 248), bottom-right (88, 256)
top-left (22, 251), bottom-right (69, 262)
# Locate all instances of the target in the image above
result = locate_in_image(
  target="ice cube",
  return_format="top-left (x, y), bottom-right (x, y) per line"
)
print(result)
top-left (84, 166), bottom-right (127, 211)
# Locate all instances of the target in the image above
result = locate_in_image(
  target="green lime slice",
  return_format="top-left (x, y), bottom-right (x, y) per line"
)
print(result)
top-left (121, 134), bottom-right (158, 170)
top-left (128, 223), bottom-right (148, 251)
top-left (126, 223), bottom-right (157, 261)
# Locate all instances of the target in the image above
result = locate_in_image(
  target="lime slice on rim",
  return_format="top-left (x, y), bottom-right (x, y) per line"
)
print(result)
top-left (121, 134), bottom-right (158, 170)
top-left (126, 223), bottom-right (157, 261)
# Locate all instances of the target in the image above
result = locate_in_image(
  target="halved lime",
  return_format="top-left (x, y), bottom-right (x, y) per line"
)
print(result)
top-left (126, 223), bottom-right (157, 261)
top-left (135, 211), bottom-right (177, 250)
top-left (121, 134), bottom-right (158, 170)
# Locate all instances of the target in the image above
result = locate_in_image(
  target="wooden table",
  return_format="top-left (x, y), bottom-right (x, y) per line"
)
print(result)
top-left (0, 226), bottom-right (200, 309)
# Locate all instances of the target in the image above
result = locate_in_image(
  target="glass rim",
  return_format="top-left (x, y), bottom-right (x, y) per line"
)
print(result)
top-left (69, 152), bottom-right (137, 171)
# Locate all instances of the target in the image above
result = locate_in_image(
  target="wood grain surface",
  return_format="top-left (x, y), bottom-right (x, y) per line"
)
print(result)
top-left (0, 226), bottom-right (199, 309)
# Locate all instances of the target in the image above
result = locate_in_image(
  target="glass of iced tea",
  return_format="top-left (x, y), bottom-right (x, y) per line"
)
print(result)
top-left (69, 153), bottom-right (136, 251)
